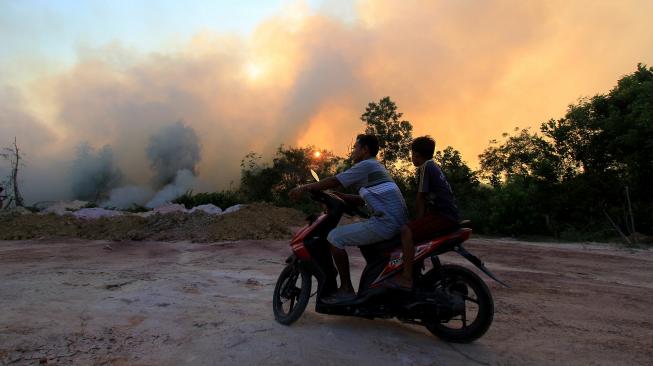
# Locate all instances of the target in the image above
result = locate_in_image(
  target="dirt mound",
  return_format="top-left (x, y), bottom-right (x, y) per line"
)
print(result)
top-left (0, 203), bottom-right (306, 242)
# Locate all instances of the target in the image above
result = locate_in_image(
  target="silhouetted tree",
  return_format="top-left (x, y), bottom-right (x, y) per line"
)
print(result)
top-left (361, 96), bottom-right (413, 167)
top-left (1, 137), bottom-right (24, 207)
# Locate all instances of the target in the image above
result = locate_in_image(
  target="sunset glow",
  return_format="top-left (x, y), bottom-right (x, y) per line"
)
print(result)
top-left (245, 62), bottom-right (263, 80)
top-left (1, 0), bottom-right (652, 202)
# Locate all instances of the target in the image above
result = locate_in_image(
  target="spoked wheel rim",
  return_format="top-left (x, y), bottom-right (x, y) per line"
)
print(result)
top-left (424, 265), bottom-right (494, 343)
top-left (438, 278), bottom-right (481, 330)
top-left (273, 263), bottom-right (311, 325)
top-left (278, 269), bottom-right (301, 314)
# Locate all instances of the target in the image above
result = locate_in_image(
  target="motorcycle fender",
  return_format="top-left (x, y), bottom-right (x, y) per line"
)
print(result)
top-left (454, 245), bottom-right (510, 288)
top-left (285, 254), bottom-right (297, 264)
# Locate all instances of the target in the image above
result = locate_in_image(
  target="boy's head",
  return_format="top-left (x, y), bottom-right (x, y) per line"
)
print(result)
top-left (410, 136), bottom-right (435, 166)
top-left (352, 134), bottom-right (379, 162)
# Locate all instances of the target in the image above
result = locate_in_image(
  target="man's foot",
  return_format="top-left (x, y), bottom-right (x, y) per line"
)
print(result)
top-left (382, 276), bottom-right (412, 291)
top-left (322, 290), bottom-right (357, 304)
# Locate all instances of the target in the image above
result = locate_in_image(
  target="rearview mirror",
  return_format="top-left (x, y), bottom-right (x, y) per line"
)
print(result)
top-left (310, 169), bottom-right (320, 182)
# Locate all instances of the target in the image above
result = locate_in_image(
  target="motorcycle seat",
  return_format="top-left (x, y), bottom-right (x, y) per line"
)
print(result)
top-left (358, 235), bottom-right (401, 253)
top-left (422, 224), bottom-right (462, 241)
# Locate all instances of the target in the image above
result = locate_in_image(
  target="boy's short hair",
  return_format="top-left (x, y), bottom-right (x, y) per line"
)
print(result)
top-left (411, 136), bottom-right (436, 159)
top-left (356, 134), bottom-right (379, 157)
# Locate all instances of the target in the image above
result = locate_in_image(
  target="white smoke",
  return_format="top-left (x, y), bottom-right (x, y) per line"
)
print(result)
top-left (101, 185), bottom-right (155, 209)
top-left (98, 122), bottom-right (202, 210)
top-left (146, 122), bottom-right (201, 188)
top-left (145, 169), bottom-right (197, 209)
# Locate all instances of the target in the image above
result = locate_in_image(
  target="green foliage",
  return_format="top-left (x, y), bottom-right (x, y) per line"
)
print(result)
top-left (239, 145), bottom-right (345, 213)
top-left (474, 64), bottom-right (653, 240)
top-left (173, 189), bottom-right (242, 210)
top-left (479, 128), bottom-right (561, 185)
top-left (543, 64), bottom-right (653, 237)
top-left (361, 96), bottom-right (413, 166)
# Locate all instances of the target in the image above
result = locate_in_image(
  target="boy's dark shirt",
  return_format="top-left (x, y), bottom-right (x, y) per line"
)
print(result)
top-left (417, 160), bottom-right (460, 223)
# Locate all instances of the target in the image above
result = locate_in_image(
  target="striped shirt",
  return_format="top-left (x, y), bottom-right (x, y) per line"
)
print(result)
top-left (336, 158), bottom-right (408, 238)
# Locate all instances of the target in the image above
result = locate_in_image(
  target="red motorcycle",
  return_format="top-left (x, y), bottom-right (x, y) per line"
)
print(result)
top-left (273, 190), bottom-right (507, 343)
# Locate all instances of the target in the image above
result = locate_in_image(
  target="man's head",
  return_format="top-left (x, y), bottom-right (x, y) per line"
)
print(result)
top-left (351, 134), bottom-right (379, 163)
top-left (410, 136), bottom-right (435, 166)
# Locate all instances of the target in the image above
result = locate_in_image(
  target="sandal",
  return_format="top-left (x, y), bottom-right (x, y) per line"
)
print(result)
top-left (321, 292), bottom-right (357, 304)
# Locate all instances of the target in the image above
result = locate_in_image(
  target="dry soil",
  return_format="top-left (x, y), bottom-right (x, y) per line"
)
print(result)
top-left (1, 237), bottom-right (651, 365)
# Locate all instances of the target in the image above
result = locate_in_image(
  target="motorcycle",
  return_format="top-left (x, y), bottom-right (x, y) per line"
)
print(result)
top-left (272, 185), bottom-right (507, 343)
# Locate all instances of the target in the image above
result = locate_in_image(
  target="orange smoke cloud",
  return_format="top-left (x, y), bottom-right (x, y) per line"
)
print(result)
top-left (2, 0), bottom-right (652, 202)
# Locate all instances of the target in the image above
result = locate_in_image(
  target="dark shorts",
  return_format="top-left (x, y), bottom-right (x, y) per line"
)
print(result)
top-left (406, 213), bottom-right (457, 243)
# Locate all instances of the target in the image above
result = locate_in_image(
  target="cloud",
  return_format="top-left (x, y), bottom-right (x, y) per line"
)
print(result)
top-left (2, 0), bottom-right (652, 203)
top-left (0, 86), bottom-right (54, 153)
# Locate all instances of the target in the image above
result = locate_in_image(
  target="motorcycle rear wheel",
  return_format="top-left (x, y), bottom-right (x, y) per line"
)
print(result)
top-left (273, 263), bottom-right (312, 325)
top-left (424, 264), bottom-right (494, 343)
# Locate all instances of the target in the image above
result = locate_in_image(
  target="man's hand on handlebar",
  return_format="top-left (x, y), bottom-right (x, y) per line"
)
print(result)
top-left (332, 192), bottom-right (365, 207)
top-left (288, 185), bottom-right (308, 201)
top-left (288, 177), bottom-right (343, 202)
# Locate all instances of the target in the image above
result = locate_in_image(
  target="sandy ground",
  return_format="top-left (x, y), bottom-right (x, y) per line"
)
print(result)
top-left (1, 238), bottom-right (652, 366)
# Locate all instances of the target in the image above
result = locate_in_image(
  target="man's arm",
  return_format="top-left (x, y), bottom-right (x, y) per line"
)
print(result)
top-left (288, 176), bottom-right (343, 201)
top-left (415, 192), bottom-right (427, 219)
top-left (333, 192), bottom-right (365, 206)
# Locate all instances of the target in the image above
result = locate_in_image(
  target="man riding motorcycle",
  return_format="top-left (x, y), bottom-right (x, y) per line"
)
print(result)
top-left (288, 134), bottom-right (408, 303)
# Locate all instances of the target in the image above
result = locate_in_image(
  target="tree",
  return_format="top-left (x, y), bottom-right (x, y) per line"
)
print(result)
top-left (1, 137), bottom-right (25, 207)
top-left (478, 128), bottom-right (561, 185)
top-left (541, 63), bottom-right (653, 236)
top-left (361, 96), bottom-right (413, 167)
top-left (239, 145), bottom-right (344, 209)
top-left (435, 146), bottom-right (479, 194)
top-left (476, 128), bottom-right (567, 236)
top-left (542, 64), bottom-right (653, 182)
top-left (472, 64), bottom-right (653, 238)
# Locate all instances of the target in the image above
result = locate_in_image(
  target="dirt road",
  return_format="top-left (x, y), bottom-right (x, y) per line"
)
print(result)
top-left (1, 238), bottom-right (652, 365)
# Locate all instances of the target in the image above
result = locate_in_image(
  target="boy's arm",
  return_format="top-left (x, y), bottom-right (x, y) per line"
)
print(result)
top-left (415, 192), bottom-right (427, 219)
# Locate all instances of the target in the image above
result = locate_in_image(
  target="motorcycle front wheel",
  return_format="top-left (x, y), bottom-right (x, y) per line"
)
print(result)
top-left (423, 264), bottom-right (494, 343)
top-left (273, 263), bottom-right (312, 325)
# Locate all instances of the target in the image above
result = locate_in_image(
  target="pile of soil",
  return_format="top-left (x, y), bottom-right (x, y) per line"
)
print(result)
top-left (0, 203), bottom-right (306, 242)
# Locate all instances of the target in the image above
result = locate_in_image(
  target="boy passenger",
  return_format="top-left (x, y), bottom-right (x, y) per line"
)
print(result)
top-left (383, 136), bottom-right (460, 290)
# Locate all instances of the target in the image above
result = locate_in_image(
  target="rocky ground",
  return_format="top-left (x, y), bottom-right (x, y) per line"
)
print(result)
top-left (0, 203), bottom-right (305, 242)
top-left (1, 235), bottom-right (651, 365)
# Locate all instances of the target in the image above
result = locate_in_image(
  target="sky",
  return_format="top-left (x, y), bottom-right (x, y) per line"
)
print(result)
top-left (1, 0), bottom-right (652, 203)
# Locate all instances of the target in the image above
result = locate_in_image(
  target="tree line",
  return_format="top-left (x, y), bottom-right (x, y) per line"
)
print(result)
top-left (4, 64), bottom-right (649, 243)
top-left (232, 64), bottom-right (652, 242)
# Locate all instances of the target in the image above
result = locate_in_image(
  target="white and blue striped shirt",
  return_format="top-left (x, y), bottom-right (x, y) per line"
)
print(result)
top-left (336, 158), bottom-right (408, 237)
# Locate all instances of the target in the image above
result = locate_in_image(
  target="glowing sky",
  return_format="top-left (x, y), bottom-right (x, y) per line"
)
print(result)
top-left (1, 0), bottom-right (652, 201)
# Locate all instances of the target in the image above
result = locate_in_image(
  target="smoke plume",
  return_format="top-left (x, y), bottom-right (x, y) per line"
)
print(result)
top-left (70, 143), bottom-right (122, 201)
top-left (145, 169), bottom-right (196, 209)
top-left (2, 1), bottom-right (652, 204)
top-left (146, 122), bottom-right (201, 188)
top-left (101, 185), bottom-right (154, 210)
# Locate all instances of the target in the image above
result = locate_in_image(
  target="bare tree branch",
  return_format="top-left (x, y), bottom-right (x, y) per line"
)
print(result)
top-left (603, 209), bottom-right (631, 244)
